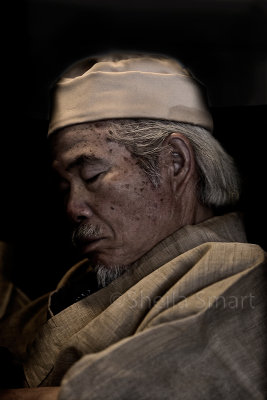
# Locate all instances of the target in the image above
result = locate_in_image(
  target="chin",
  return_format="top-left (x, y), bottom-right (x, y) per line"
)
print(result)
top-left (90, 253), bottom-right (129, 269)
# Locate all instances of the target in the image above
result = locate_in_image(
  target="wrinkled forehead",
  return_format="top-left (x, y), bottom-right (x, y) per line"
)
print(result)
top-left (50, 121), bottom-right (110, 158)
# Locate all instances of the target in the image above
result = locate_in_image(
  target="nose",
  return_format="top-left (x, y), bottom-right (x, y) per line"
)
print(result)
top-left (66, 184), bottom-right (93, 224)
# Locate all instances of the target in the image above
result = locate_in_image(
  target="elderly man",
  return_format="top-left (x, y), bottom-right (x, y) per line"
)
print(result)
top-left (0, 53), bottom-right (266, 399)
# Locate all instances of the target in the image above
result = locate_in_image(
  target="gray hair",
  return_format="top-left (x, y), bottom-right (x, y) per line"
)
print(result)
top-left (104, 119), bottom-right (240, 208)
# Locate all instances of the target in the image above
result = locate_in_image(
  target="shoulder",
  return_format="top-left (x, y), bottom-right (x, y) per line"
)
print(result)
top-left (182, 240), bottom-right (266, 276)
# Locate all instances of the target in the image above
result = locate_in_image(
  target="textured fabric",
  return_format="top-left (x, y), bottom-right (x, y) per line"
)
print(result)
top-left (49, 267), bottom-right (99, 316)
top-left (13, 213), bottom-right (266, 398)
top-left (48, 54), bottom-right (213, 136)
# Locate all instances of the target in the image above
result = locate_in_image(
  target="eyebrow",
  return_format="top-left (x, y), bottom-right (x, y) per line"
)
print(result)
top-left (66, 154), bottom-right (108, 171)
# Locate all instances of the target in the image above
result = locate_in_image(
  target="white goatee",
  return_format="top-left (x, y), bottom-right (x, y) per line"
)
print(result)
top-left (95, 264), bottom-right (130, 288)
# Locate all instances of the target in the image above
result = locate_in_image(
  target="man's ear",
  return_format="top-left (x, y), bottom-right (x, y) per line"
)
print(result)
top-left (163, 132), bottom-right (196, 193)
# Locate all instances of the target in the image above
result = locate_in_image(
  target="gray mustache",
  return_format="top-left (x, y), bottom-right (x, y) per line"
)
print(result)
top-left (72, 224), bottom-right (102, 248)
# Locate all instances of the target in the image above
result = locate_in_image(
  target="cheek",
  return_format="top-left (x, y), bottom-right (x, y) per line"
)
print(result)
top-left (94, 181), bottom-right (148, 221)
top-left (109, 186), bottom-right (165, 228)
top-left (94, 166), bottom-right (169, 228)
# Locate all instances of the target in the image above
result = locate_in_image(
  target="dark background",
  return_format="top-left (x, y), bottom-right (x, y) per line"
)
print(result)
top-left (1, 0), bottom-right (266, 298)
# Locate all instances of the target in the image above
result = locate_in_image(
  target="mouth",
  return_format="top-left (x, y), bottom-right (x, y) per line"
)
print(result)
top-left (79, 237), bottom-right (105, 254)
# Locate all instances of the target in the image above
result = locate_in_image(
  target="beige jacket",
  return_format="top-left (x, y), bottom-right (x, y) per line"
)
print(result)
top-left (0, 213), bottom-right (266, 399)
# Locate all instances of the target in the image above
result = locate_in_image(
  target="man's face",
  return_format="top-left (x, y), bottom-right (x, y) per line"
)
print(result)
top-left (52, 122), bottom-right (176, 267)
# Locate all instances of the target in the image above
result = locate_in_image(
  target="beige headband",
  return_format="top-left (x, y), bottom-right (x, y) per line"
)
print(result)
top-left (48, 54), bottom-right (213, 136)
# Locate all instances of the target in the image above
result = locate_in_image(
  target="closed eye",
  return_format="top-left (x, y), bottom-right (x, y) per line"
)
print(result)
top-left (85, 172), bottom-right (103, 184)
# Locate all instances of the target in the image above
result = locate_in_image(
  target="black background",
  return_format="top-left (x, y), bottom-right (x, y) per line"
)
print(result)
top-left (1, 0), bottom-right (266, 298)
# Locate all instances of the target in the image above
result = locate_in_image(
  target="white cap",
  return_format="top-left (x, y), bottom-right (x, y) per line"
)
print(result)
top-left (48, 53), bottom-right (213, 136)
